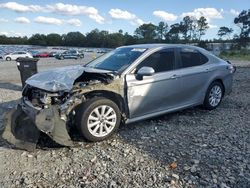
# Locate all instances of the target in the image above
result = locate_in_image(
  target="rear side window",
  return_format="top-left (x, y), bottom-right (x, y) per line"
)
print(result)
top-left (180, 48), bottom-right (208, 68)
top-left (136, 49), bottom-right (175, 73)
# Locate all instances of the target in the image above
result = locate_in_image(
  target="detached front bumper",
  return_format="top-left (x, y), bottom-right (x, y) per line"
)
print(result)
top-left (2, 98), bottom-right (74, 151)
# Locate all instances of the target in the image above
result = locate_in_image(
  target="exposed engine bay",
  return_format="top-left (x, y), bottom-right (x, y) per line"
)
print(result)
top-left (2, 66), bottom-right (124, 151)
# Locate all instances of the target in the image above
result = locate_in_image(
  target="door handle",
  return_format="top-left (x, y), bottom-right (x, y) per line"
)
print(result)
top-left (170, 74), bottom-right (179, 79)
top-left (205, 68), bottom-right (210, 72)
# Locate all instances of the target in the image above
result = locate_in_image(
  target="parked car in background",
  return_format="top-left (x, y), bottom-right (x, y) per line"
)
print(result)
top-left (78, 50), bottom-right (85, 58)
top-left (55, 50), bottom-right (83, 60)
top-left (48, 51), bottom-right (57, 57)
top-left (29, 51), bottom-right (39, 57)
top-left (37, 52), bottom-right (49, 58)
top-left (4, 51), bottom-right (33, 61)
top-left (31, 51), bottom-right (49, 58)
top-left (97, 49), bottom-right (107, 53)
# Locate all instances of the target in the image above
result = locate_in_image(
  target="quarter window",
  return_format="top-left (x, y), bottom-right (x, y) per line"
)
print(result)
top-left (180, 48), bottom-right (208, 68)
top-left (136, 50), bottom-right (175, 73)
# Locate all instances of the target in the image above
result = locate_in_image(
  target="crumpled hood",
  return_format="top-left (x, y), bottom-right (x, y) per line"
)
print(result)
top-left (25, 65), bottom-right (113, 92)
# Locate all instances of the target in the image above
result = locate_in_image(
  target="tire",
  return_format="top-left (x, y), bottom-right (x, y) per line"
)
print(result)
top-left (60, 56), bottom-right (64, 60)
top-left (76, 97), bottom-right (121, 142)
top-left (6, 57), bottom-right (11, 61)
top-left (203, 81), bottom-right (224, 110)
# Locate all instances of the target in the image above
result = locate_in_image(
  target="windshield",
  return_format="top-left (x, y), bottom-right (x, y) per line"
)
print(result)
top-left (85, 47), bottom-right (147, 72)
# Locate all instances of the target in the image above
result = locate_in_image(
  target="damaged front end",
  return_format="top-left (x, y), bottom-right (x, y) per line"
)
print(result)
top-left (2, 65), bottom-right (119, 151)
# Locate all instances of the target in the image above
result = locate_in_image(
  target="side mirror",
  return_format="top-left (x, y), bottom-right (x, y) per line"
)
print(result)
top-left (136, 66), bottom-right (155, 80)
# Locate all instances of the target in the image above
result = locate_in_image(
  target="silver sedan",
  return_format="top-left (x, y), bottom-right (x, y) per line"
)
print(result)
top-left (3, 44), bottom-right (236, 150)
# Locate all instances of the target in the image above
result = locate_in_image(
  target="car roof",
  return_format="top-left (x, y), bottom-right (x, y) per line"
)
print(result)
top-left (13, 51), bottom-right (28, 53)
top-left (119, 43), bottom-right (204, 51)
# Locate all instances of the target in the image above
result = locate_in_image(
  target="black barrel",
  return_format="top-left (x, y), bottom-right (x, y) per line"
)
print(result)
top-left (16, 57), bottom-right (39, 88)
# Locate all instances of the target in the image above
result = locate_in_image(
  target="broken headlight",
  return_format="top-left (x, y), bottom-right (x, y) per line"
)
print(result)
top-left (23, 85), bottom-right (68, 108)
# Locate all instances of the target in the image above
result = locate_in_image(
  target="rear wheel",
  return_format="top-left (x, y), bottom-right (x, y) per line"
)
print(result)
top-left (203, 81), bottom-right (223, 110)
top-left (6, 57), bottom-right (11, 61)
top-left (76, 97), bottom-right (121, 141)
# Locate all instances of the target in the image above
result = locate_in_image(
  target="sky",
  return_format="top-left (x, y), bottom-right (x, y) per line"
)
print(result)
top-left (0, 0), bottom-right (248, 39)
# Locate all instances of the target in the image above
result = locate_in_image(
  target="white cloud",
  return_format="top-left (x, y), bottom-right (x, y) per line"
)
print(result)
top-left (230, 9), bottom-right (239, 16)
top-left (134, 18), bottom-right (144, 26)
top-left (34, 16), bottom-right (63, 25)
top-left (47, 3), bottom-right (104, 23)
top-left (11, 31), bottom-right (22, 37)
top-left (0, 2), bottom-right (103, 23)
top-left (109, 8), bottom-right (144, 26)
top-left (109, 9), bottom-right (136, 20)
top-left (153, 10), bottom-right (178, 21)
top-left (208, 24), bottom-right (218, 29)
top-left (15, 17), bottom-right (30, 24)
top-left (0, 2), bottom-right (43, 12)
top-left (181, 8), bottom-right (223, 21)
top-left (66, 19), bottom-right (82, 27)
top-left (0, 31), bottom-right (8, 36)
top-left (0, 18), bottom-right (8, 23)
top-left (88, 14), bottom-right (105, 24)
top-left (34, 16), bottom-right (82, 27)
top-left (0, 31), bottom-right (22, 37)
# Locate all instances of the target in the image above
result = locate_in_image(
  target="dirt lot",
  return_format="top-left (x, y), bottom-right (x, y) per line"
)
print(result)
top-left (0, 57), bottom-right (250, 187)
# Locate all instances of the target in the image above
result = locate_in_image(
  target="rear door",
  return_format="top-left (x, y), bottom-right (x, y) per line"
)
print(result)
top-left (176, 47), bottom-right (211, 105)
top-left (125, 48), bottom-right (184, 118)
top-left (11, 52), bottom-right (19, 59)
top-left (63, 51), bottom-right (70, 58)
top-left (19, 52), bottom-right (27, 58)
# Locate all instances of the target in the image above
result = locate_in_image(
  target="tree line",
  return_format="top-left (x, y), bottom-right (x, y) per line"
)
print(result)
top-left (0, 9), bottom-right (249, 48)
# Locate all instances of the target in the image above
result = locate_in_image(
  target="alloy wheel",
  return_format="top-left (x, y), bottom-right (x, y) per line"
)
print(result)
top-left (208, 85), bottom-right (222, 107)
top-left (87, 105), bottom-right (117, 137)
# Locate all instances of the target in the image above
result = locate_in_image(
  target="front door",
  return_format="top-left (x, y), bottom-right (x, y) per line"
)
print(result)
top-left (125, 48), bottom-right (183, 118)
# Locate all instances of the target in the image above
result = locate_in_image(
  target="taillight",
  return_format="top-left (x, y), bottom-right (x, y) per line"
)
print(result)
top-left (227, 64), bottom-right (236, 73)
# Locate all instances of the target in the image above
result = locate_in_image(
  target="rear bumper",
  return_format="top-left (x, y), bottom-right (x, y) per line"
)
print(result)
top-left (223, 72), bottom-right (235, 95)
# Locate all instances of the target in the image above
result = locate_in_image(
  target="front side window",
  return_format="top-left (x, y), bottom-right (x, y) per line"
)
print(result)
top-left (180, 48), bottom-right (208, 68)
top-left (85, 47), bottom-right (146, 72)
top-left (136, 49), bottom-right (175, 73)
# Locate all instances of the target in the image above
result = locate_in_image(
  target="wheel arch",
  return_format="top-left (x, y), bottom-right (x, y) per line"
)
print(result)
top-left (5, 56), bottom-right (11, 60)
top-left (83, 90), bottom-right (128, 120)
top-left (209, 78), bottom-right (225, 96)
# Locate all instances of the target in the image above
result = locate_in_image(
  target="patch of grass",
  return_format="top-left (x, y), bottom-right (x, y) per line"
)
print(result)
top-left (219, 50), bottom-right (250, 61)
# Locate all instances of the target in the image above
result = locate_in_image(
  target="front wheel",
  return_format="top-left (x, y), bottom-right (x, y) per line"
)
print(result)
top-left (203, 81), bottom-right (224, 110)
top-left (76, 97), bottom-right (121, 142)
top-left (6, 57), bottom-right (11, 61)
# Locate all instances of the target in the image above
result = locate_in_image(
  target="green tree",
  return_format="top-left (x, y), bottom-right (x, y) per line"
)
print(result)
top-left (106, 33), bottom-right (125, 48)
top-left (28, 34), bottom-right (47, 46)
top-left (166, 23), bottom-right (181, 42)
top-left (234, 9), bottom-right (250, 46)
top-left (156, 21), bottom-right (168, 41)
top-left (217, 27), bottom-right (233, 40)
top-left (46, 33), bottom-right (62, 46)
top-left (179, 16), bottom-right (194, 42)
top-left (124, 32), bottom-right (137, 45)
top-left (85, 29), bottom-right (102, 47)
top-left (134, 23), bottom-right (157, 42)
top-left (197, 16), bottom-right (209, 41)
top-left (63, 32), bottom-right (85, 47)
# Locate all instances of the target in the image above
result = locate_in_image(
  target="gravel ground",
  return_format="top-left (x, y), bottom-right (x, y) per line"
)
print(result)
top-left (0, 58), bottom-right (249, 187)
